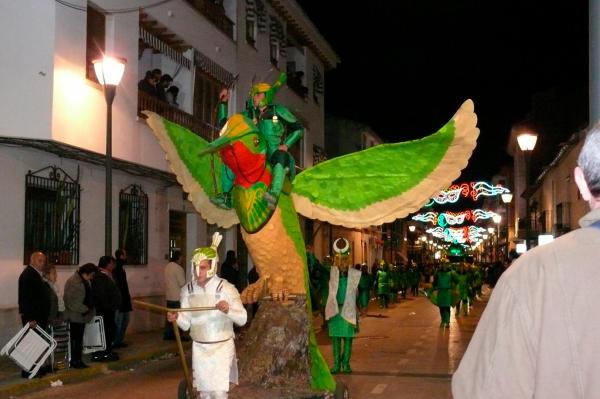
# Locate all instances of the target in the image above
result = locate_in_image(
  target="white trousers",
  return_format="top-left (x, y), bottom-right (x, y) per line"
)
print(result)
top-left (199, 391), bottom-right (227, 399)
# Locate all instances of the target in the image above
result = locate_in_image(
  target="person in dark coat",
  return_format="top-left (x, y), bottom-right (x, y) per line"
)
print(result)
top-left (112, 248), bottom-right (132, 348)
top-left (91, 256), bottom-right (121, 361)
top-left (64, 263), bottom-right (96, 369)
top-left (19, 251), bottom-right (51, 329)
top-left (18, 251), bottom-right (52, 378)
top-left (219, 250), bottom-right (239, 290)
top-left (138, 70), bottom-right (157, 96)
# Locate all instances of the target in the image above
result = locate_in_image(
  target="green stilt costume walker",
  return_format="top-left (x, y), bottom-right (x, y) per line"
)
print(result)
top-left (211, 73), bottom-right (304, 209)
top-left (325, 238), bottom-right (361, 374)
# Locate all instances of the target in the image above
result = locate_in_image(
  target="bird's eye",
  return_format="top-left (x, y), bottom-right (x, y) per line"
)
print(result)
top-left (253, 137), bottom-right (260, 147)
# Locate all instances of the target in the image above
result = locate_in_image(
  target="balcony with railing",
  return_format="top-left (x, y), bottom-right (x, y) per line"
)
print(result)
top-left (184, 0), bottom-right (234, 40)
top-left (138, 91), bottom-right (215, 141)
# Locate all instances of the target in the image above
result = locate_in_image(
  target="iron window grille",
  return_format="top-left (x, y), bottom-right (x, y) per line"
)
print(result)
top-left (24, 166), bottom-right (80, 265)
top-left (119, 184), bottom-right (148, 265)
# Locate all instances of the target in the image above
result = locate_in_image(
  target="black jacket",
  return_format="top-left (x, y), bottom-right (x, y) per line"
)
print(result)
top-left (91, 270), bottom-right (122, 314)
top-left (113, 259), bottom-right (133, 312)
top-left (18, 265), bottom-right (51, 327)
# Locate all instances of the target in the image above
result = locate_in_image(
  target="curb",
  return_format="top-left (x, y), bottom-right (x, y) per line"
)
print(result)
top-left (0, 347), bottom-right (179, 398)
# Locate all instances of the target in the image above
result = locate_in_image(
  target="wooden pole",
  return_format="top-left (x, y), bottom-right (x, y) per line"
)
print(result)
top-left (173, 319), bottom-right (195, 399)
top-left (132, 300), bottom-right (216, 399)
top-left (132, 300), bottom-right (215, 313)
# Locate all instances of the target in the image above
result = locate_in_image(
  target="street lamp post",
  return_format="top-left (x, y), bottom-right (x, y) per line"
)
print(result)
top-left (492, 215), bottom-right (501, 261)
top-left (93, 56), bottom-right (126, 256)
top-left (517, 132), bottom-right (538, 252)
top-left (408, 225), bottom-right (416, 261)
top-left (501, 193), bottom-right (513, 260)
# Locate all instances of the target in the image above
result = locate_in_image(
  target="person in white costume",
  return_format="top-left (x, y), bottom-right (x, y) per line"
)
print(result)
top-left (168, 233), bottom-right (247, 399)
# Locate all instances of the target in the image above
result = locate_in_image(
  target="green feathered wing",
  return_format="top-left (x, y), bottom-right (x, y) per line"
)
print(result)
top-left (291, 100), bottom-right (479, 228)
top-left (143, 111), bottom-right (239, 228)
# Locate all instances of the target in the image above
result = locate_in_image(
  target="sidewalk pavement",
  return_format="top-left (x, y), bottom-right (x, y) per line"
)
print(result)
top-left (0, 329), bottom-right (186, 398)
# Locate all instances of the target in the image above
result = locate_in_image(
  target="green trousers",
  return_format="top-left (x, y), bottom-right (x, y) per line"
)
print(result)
top-left (330, 337), bottom-right (354, 374)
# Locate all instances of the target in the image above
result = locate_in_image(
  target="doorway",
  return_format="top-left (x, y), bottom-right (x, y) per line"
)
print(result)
top-left (169, 210), bottom-right (187, 266)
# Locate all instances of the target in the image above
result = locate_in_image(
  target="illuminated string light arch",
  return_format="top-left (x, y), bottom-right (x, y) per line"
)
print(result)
top-left (423, 182), bottom-right (511, 205)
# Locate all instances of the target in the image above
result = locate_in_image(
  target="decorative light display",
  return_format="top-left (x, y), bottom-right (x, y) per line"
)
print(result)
top-left (470, 182), bottom-right (510, 200)
top-left (411, 212), bottom-right (438, 223)
top-left (437, 211), bottom-right (468, 227)
top-left (423, 182), bottom-right (510, 205)
top-left (413, 209), bottom-right (501, 226)
top-left (425, 225), bottom-right (487, 244)
top-left (471, 209), bottom-right (500, 222)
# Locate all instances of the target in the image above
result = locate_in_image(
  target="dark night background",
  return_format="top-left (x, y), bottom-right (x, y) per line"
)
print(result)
top-left (299, 1), bottom-right (589, 182)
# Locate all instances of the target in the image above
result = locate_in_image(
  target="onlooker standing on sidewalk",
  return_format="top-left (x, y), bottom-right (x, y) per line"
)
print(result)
top-left (43, 264), bottom-right (64, 326)
top-left (64, 263), bottom-right (96, 369)
top-left (163, 251), bottom-right (186, 340)
top-left (91, 256), bottom-right (121, 361)
top-left (113, 248), bottom-right (132, 348)
top-left (18, 251), bottom-right (52, 378)
top-left (453, 127), bottom-right (600, 398)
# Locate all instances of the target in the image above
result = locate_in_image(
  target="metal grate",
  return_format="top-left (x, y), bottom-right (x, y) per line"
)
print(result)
top-left (24, 166), bottom-right (80, 265)
top-left (119, 185), bottom-right (148, 265)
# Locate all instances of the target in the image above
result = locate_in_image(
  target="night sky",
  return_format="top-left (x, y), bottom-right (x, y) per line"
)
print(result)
top-left (299, 1), bottom-right (589, 181)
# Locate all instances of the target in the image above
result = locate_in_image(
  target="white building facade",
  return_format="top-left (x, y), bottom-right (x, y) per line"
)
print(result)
top-left (0, 0), bottom-right (338, 343)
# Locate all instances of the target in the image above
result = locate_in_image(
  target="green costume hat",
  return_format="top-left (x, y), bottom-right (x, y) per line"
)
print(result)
top-left (249, 72), bottom-right (287, 108)
top-left (191, 232), bottom-right (223, 278)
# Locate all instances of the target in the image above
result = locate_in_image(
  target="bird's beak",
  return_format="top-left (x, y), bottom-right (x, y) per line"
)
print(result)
top-left (199, 134), bottom-right (233, 156)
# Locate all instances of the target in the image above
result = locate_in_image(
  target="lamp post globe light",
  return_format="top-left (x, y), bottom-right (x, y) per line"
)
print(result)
top-left (93, 56), bottom-right (126, 256)
top-left (517, 132), bottom-right (537, 252)
top-left (501, 193), bottom-right (513, 260)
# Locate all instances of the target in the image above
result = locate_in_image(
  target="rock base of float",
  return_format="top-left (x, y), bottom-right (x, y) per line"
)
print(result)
top-left (232, 295), bottom-right (331, 398)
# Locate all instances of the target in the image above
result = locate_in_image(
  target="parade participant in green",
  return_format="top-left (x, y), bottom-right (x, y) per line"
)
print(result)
top-left (325, 238), bottom-right (362, 374)
top-left (409, 263), bottom-right (421, 296)
top-left (211, 73), bottom-right (304, 209)
top-left (357, 264), bottom-right (372, 314)
top-left (306, 243), bottom-right (329, 323)
top-left (431, 262), bottom-right (455, 327)
top-left (453, 263), bottom-right (470, 316)
top-left (376, 262), bottom-right (391, 308)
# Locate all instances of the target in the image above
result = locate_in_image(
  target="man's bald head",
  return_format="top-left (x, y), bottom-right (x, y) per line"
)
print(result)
top-left (30, 251), bottom-right (46, 271)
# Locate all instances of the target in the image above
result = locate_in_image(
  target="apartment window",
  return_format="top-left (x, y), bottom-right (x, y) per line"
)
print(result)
top-left (269, 16), bottom-right (284, 67)
top-left (245, 0), bottom-right (266, 46)
top-left (86, 6), bottom-right (105, 82)
top-left (193, 69), bottom-right (221, 127)
top-left (24, 166), bottom-right (80, 265)
top-left (270, 39), bottom-right (279, 67)
top-left (119, 185), bottom-right (148, 265)
top-left (245, 4), bottom-right (257, 46)
top-left (312, 65), bottom-right (324, 104)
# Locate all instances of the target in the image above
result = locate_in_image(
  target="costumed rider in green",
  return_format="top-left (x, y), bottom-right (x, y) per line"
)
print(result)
top-left (431, 262), bottom-right (455, 327)
top-left (325, 238), bottom-right (362, 374)
top-left (211, 73), bottom-right (304, 210)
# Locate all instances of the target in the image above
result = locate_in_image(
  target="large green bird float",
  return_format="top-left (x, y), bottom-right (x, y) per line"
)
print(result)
top-left (143, 96), bottom-right (479, 392)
